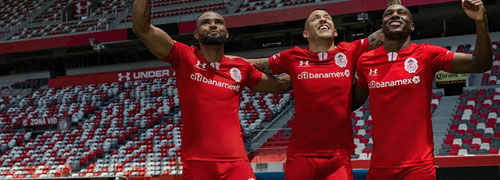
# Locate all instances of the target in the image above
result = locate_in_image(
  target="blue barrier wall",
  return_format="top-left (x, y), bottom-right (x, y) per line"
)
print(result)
top-left (255, 169), bottom-right (369, 180)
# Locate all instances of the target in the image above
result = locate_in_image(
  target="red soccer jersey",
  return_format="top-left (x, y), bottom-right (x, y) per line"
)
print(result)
top-left (164, 42), bottom-right (263, 161)
top-left (268, 38), bottom-right (369, 156)
top-left (356, 43), bottom-right (454, 168)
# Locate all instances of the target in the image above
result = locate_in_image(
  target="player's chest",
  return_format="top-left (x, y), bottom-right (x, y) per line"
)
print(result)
top-left (363, 52), bottom-right (430, 89)
top-left (182, 59), bottom-right (246, 91)
top-left (288, 52), bottom-right (354, 81)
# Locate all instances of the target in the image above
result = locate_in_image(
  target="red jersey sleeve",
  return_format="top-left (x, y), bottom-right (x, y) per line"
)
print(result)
top-left (425, 44), bottom-right (454, 73)
top-left (355, 55), bottom-right (368, 88)
top-left (351, 38), bottom-right (371, 61)
top-left (268, 51), bottom-right (288, 74)
top-left (245, 63), bottom-right (263, 89)
top-left (163, 41), bottom-right (192, 69)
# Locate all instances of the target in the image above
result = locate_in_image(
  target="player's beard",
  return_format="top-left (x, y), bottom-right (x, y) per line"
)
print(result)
top-left (200, 34), bottom-right (227, 45)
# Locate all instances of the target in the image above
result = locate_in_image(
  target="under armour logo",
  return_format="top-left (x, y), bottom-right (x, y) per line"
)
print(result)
top-left (195, 61), bottom-right (207, 70)
top-left (298, 60), bottom-right (310, 67)
top-left (118, 72), bottom-right (131, 81)
top-left (318, 52), bottom-right (328, 61)
top-left (369, 69), bottom-right (378, 76)
top-left (388, 52), bottom-right (398, 61)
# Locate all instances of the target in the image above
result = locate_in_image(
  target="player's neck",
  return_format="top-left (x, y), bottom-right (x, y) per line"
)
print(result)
top-left (383, 36), bottom-right (411, 52)
top-left (308, 39), bottom-right (336, 52)
top-left (200, 44), bottom-right (224, 62)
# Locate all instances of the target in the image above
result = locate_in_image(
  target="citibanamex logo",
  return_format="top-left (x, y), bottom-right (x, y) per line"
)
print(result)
top-left (118, 72), bottom-right (131, 81)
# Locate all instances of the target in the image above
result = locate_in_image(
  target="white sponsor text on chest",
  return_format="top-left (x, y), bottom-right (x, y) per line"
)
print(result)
top-left (368, 76), bottom-right (421, 89)
top-left (297, 70), bottom-right (350, 80)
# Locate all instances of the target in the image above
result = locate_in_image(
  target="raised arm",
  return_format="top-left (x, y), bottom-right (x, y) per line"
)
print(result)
top-left (388, 0), bottom-right (402, 6)
top-left (246, 58), bottom-right (274, 74)
top-left (450, 0), bottom-right (492, 73)
top-left (225, 55), bottom-right (275, 74)
top-left (132, 0), bottom-right (174, 60)
top-left (252, 74), bottom-right (292, 94)
top-left (352, 83), bottom-right (369, 111)
top-left (367, 29), bottom-right (384, 50)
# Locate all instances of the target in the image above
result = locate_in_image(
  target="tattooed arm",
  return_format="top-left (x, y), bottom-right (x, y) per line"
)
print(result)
top-left (246, 58), bottom-right (274, 74)
top-left (367, 29), bottom-right (384, 50)
top-left (225, 55), bottom-right (274, 74)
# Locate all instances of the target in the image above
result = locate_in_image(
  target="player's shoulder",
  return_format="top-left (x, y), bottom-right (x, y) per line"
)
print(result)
top-left (284, 46), bottom-right (304, 55)
top-left (224, 56), bottom-right (253, 68)
top-left (270, 46), bottom-right (304, 60)
top-left (412, 43), bottom-right (449, 54)
top-left (338, 38), bottom-right (366, 48)
top-left (174, 41), bottom-right (197, 52)
top-left (356, 47), bottom-right (382, 67)
top-left (419, 43), bottom-right (447, 50)
top-left (358, 47), bottom-right (379, 59)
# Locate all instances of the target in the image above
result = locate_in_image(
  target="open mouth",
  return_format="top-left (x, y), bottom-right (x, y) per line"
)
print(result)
top-left (318, 25), bottom-right (330, 31)
top-left (208, 31), bottom-right (220, 36)
top-left (388, 21), bottom-right (403, 27)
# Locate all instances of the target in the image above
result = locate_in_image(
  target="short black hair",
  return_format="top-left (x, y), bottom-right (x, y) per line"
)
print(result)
top-left (304, 8), bottom-right (330, 29)
top-left (196, 11), bottom-right (219, 22)
top-left (385, 4), bottom-right (413, 22)
top-left (314, 7), bottom-right (327, 11)
top-left (195, 11), bottom-right (224, 30)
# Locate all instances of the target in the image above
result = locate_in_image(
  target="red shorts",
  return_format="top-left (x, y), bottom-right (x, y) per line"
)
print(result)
top-left (182, 160), bottom-right (256, 180)
top-left (367, 164), bottom-right (436, 180)
top-left (285, 155), bottom-right (353, 180)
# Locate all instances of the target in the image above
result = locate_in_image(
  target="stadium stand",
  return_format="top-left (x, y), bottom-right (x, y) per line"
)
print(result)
top-left (0, 0), bottom-right (499, 179)
top-left (0, 0), bottom-right (48, 27)
top-left (439, 88), bottom-right (500, 156)
top-left (0, 72), bottom-right (293, 177)
top-left (0, 82), bottom-right (118, 134)
top-left (120, 2), bottom-right (231, 23)
top-left (253, 92), bottom-right (443, 161)
top-left (10, 18), bottom-right (110, 40)
top-left (480, 41), bottom-right (500, 85)
top-left (1, 0), bottom-right (348, 40)
top-left (91, 0), bottom-right (130, 16)
top-left (9, 78), bottom-right (48, 89)
top-left (240, 90), bottom-right (291, 133)
top-left (31, 0), bottom-right (73, 23)
top-left (235, 0), bottom-right (325, 13)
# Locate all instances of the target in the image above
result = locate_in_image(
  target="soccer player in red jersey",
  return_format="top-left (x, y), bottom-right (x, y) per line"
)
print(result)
top-left (354, 0), bottom-right (492, 179)
top-left (243, 2), bottom-right (401, 179)
top-left (132, 1), bottom-right (291, 179)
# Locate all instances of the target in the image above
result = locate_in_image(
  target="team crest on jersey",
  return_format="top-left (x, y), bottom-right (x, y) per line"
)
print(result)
top-left (335, 53), bottom-right (348, 68)
top-left (230, 68), bottom-right (242, 82)
top-left (404, 58), bottom-right (418, 73)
